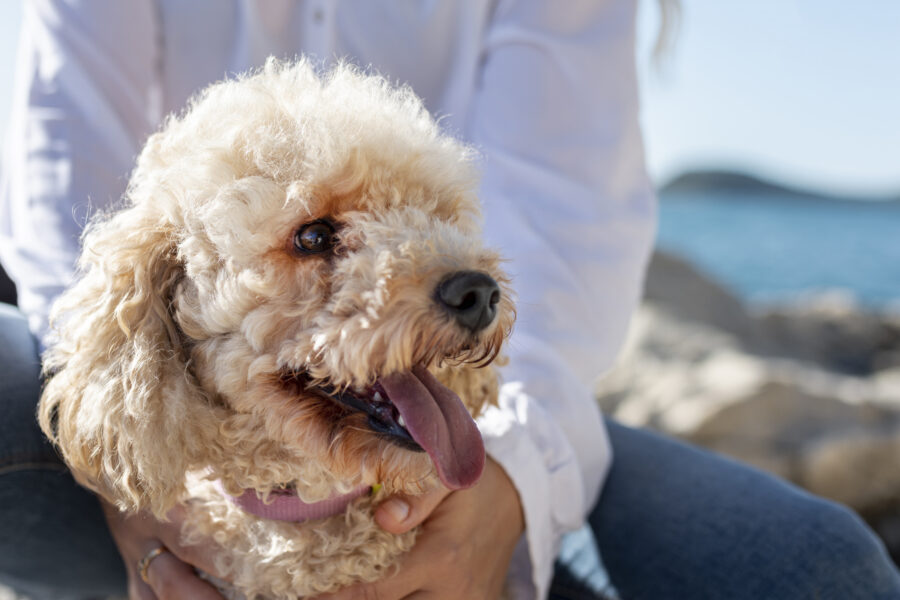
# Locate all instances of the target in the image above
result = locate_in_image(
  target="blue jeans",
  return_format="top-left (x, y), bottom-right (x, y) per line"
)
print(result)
top-left (2, 304), bottom-right (898, 599)
top-left (0, 304), bottom-right (126, 599)
top-left (550, 420), bottom-right (900, 599)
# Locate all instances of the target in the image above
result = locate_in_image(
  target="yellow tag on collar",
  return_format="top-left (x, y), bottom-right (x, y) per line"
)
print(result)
top-left (370, 483), bottom-right (383, 495)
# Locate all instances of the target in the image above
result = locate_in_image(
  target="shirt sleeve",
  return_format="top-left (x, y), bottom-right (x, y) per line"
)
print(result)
top-left (0, 0), bottom-right (161, 344)
top-left (467, 1), bottom-right (656, 597)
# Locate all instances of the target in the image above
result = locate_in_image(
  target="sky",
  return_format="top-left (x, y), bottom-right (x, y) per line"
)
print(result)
top-left (1, 1), bottom-right (898, 197)
top-left (636, 0), bottom-right (900, 196)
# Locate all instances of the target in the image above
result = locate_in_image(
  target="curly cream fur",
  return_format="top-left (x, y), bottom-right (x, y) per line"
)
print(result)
top-left (39, 58), bottom-right (514, 598)
top-left (183, 478), bottom-right (416, 599)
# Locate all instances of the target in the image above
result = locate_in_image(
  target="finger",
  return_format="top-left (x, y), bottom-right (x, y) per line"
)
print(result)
top-left (315, 572), bottom-right (421, 600)
top-left (315, 551), bottom-right (430, 599)
top-left (315, 578), bottom-right (411, 600)
top-left (317, 516), bottom-right (465, 600)
top-left (145, 550), bottom-right (225, 600)
top-left (375, 486), bottom-right (451, 534)
top-left (153, 505), bottom-right (227, 580)
top-left (128, 572), bottom-right (158, 600)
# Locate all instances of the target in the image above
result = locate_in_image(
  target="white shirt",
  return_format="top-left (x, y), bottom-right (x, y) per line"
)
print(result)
top-left (0, 1), bottom-right (655, 598)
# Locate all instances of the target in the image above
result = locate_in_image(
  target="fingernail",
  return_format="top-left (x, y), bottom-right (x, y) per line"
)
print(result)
top-left (383, 498), bottom-right (410, 523)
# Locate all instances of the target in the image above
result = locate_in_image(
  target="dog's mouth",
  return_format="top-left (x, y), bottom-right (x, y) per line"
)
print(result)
top-left (280, 365), bottom-right (485, 490)
top-left (321, 379), bottom-right (423, 452)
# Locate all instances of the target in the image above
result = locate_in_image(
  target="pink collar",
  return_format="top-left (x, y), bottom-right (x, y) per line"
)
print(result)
top-left (217, 482), bottom-right (371, 523)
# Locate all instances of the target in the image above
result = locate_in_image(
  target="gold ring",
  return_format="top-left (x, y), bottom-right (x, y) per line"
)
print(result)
top-left (138, 545), bottom-right (169, 584)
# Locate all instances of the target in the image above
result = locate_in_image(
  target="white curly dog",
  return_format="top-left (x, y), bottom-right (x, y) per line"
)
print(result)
top-left (39, 58), bottom-right (514, 599)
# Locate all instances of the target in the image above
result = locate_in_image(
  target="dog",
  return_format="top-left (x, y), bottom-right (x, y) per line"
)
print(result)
top-left (38, 58), bottom-right (514, 599)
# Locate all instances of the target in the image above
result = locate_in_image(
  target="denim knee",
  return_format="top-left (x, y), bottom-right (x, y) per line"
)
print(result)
top-left (0, 304), bottom-right (127, 597)
top-left (780, 497), bottom-right (900, 599)
top-left (0, 469), bottom-right (127, 599)
top-left (706, 484), bottom-right (900, 600)
top-left (594, 421), bottom-right (900, 600)
top-left (0, 303), bottom-right (55, 466)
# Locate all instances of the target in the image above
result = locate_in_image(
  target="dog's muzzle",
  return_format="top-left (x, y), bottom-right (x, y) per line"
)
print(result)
top-left (284, 365), bottom-right (487, 490)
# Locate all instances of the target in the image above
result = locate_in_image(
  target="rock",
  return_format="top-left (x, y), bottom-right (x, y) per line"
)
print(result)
top-left (598, 250), bottom-right (900, 555)
top-left (756, 295), bottom-right (900, 375)
top-left (800, 432), bottom-right (900, 510)
top-left (643, 252), bottom-right (764, 346)
top-left (644, 253), bottom-right (900, 375)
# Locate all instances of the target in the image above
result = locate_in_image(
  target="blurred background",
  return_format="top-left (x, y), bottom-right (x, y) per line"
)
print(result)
top-left (607, 0), bottom-right (900, 563)
top-left (1, 0), bottom-right (899, 574)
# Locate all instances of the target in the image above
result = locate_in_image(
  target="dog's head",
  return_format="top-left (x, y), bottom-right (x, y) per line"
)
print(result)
top-left (39, 59), bottom-right (514, 516)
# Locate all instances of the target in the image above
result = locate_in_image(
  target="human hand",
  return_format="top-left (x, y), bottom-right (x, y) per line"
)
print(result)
top-left (317, 458), bottom-right (525, 600)
top-left (100, 498), bottom-right (226, 600)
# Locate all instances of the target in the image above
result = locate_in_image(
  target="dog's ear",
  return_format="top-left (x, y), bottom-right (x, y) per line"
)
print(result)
top-left (39, 203), bottom-right (214, 517)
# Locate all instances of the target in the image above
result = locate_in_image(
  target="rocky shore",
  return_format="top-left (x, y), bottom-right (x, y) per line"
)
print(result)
top-left (598, 251), bottom-right (900, 561)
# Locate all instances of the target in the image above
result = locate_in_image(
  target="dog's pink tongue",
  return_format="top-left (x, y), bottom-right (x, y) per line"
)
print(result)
top-left (379, 365), bottom-right (485, 490)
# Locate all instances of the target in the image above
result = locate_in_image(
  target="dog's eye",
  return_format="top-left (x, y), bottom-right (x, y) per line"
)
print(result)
top-left (293, 220), bottom-right (336, 254)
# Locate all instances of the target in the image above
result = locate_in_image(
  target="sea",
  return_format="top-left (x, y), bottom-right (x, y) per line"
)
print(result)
top-left (656, 191), bottom-right (900, 310)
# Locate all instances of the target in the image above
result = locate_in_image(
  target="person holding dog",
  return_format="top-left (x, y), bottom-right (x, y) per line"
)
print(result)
top-left (1, 1), bottom-right (898, 599)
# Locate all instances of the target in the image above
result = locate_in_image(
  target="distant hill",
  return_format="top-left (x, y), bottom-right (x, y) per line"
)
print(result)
top-left (661, 170), bottom-right (900, 203)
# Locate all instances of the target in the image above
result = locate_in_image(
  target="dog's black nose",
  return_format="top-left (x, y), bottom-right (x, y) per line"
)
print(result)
top-left (435, 271), bottom-right (501, 333)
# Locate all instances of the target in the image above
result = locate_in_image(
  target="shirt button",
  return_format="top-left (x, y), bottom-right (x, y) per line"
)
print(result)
top-left (313, 8), bottom-right (324, 22)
